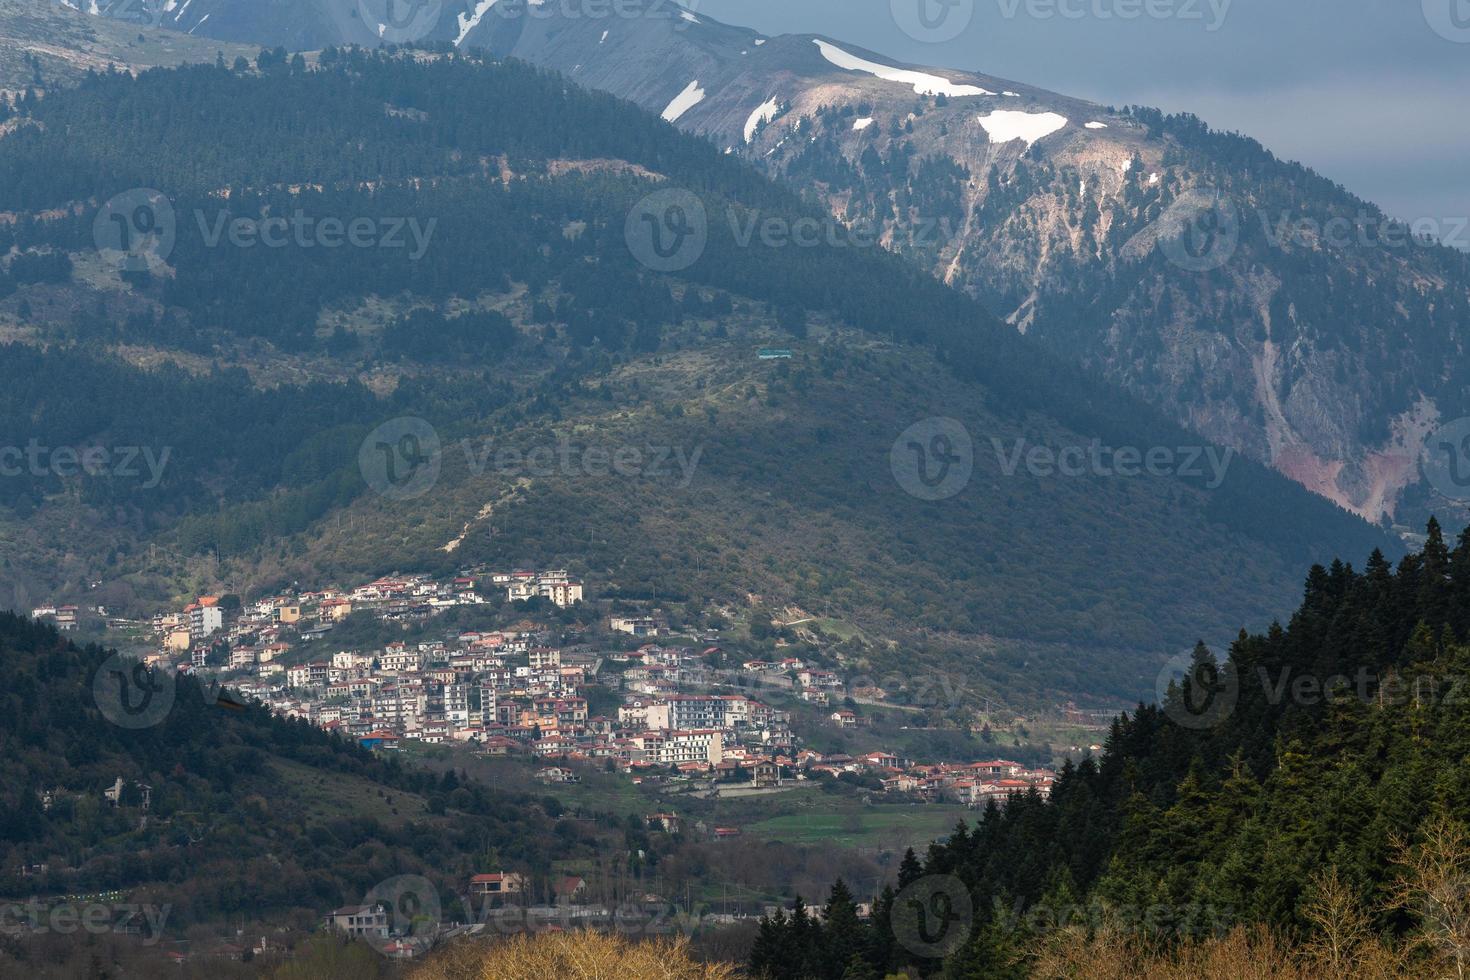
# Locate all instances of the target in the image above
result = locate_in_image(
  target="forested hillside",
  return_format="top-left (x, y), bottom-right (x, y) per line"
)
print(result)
top-left (752, 519), bottom-right (1470, 977)
top-left (0, 48), bottom-right (1396, 707)
top-left (0, 613), bottom-right (575, 929)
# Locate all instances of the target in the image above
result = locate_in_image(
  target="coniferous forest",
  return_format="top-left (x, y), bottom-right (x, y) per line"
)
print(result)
top-left (749, 520), bottom-right (1470, 977)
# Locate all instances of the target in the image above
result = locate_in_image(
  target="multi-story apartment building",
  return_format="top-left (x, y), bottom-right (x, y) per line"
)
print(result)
top-left (629, 729), bottom-right (723, 766)
top-left (379, 645), bottom-right (423, 673)
top-left (371, 687), bottom-right (427, 731)
top-left (187, 598), bottom-right (224, 641)
top-left (528, 647), bottom-right (562, 670)
top-left (505, 570), bottom-right (584, 607)
top-left (443, 682), bottom-right (471, 727)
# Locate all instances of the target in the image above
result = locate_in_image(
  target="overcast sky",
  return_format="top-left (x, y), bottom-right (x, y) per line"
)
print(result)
top-left (695, 0), bottom-right (1470, 242)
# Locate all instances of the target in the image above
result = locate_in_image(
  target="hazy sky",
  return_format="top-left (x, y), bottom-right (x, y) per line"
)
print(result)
top-left (696, 0), bottom-right (1470, 242)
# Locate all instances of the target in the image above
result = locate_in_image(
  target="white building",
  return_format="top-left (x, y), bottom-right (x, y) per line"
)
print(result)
top-left (506, 570), bottom-right (584, 607)
top-left (630, 729), bottom-right (723, 766)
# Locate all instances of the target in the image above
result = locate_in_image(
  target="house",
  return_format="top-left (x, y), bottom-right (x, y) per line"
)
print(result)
top-left (610, 616), bottom-right (660, 637)
top-left (380, 941), bottom-right (419, 960)
top-left (750, 760), bottom-right (782, 788)
top-left (358, 731), bottom-right (400, 751)
top-left (647, 813), bottom-right (682, 833)
top-left (798, 669), bottom-right (842, 689)
top-left (329, 905), bottom-right (388, 938)
top-left (554, 876), bottom-right (588, 905)
top-left (468, 872), bottom-right (526, 903)
top-left (479, 735), bottom-right (519, 756)
top-left (535, 766), bottom-right (579, 783)
top-left (102, 777), bottom-right (151, 809)
top-left (830, 709), bottom-right (857, 729)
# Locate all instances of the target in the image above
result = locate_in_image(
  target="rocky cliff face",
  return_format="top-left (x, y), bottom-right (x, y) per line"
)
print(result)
top-left (73, 0), bottom-right (1470, 527)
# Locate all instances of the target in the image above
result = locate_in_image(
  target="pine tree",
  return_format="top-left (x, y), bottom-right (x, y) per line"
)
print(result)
top-left (898, 848), bottom-right (924, 888)
top-left (821, 879), bottom-right (867, 980)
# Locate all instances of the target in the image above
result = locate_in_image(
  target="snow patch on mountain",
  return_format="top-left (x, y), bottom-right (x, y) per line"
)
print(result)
top-left (455, 0), bottom-right (500, 46)
top-left (662, 80), bottom-right (705, 122)
top-left (976, 110), bottom-right (1067, 147)
top-left (1085, 121), bottom-right (1108, 129)
top-left (744, 97), bottom-right (782, 143)
top-left (853, 117), bottom-right (873, 131)
top-left (813, 40), bottom-right (992, 98)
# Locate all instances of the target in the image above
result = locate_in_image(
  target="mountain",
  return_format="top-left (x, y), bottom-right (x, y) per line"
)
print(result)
top-left (71, 0), bottom-right (1470, 529)
top-left (751, 520), bottom-right (1470, 978)
top-left (457, 3), bottom-right (1470, 531)
top-left (0, 50), bottom-right (1396, 707)
top-left (0, 0), bottom-right (254, 90)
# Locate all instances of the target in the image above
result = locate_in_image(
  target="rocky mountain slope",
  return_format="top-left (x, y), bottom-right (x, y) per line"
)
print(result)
top-left (68, 0), bottom-right (1470, 530)
top-left (461, 4), bottom-right (1470, 531)
top-left (0, 0), bottom-right (253, 91)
